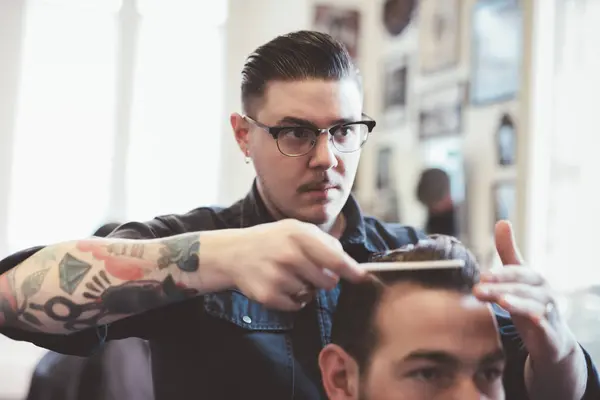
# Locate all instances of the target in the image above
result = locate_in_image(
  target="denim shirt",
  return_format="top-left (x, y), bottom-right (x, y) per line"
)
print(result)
top-left (1, 182), bottom-right (599, 400)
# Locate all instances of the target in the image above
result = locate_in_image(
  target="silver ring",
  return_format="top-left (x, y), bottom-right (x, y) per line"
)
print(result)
top-left (291, 287), bottom-right (313, 305)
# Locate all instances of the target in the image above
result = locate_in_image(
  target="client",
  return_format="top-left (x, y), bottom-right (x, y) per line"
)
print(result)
top-left (319, 234), bottom-right (505, 400)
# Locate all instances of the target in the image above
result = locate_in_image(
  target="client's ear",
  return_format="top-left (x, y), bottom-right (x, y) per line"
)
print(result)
top-left (318, 344), bottom-right (360, 399)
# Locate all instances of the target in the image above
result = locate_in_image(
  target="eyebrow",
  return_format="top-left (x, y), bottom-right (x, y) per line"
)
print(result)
top-left (400, 348), bottom-right (506, 366)
top-left (275, 116), bottom-right (355, 127)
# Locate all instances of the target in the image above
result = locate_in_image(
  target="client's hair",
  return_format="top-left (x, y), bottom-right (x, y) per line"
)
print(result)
top-left (330, 234), bottom-right (480, 370)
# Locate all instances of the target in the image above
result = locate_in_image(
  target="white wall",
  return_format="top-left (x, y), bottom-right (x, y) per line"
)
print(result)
top-left (218, 0), bottom-right (312, 204)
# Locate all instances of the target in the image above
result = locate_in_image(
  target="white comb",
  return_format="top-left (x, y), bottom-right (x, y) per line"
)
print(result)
top-left (360, 259), bottom-right (465, 272)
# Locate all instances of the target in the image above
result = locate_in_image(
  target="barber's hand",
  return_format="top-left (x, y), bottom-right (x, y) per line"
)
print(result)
top-left (474, 220), bottom-right (579, 364)
top-left (223, 219), bottom-right (367, 311)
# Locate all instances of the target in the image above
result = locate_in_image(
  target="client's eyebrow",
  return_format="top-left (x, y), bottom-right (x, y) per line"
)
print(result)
top-left (399, 348), bottom-right (505, 366)
top-left (401, 350), bottom-right (460, 366)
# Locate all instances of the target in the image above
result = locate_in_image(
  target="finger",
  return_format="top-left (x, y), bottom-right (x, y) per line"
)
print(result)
top-left (473, 283), bottom-right (551, 304)
top-left (290, 257), bottom-right (340, 290)
top-left (297, 235), bottom-right (367, 283)
top-left (479, 265), bottom-right (545, 286)
top-left (496, 293), bottom-right (547, 323)
top-left (266, 293), bottom-right (307, 312)
top-left (494, 220), bottom-right (525, 266)
top-left (276, 272), bottom-right (316, 300)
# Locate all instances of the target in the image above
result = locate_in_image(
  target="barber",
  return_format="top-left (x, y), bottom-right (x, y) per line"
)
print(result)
top-left (0, 31), bottom-right (597, 399)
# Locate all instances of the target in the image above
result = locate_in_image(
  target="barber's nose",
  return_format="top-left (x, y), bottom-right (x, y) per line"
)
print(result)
top-left (309, 133), bottom-right (338, 170)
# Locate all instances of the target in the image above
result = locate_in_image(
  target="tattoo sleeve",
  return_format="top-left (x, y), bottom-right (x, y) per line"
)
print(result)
top-left (0, 233), bottom-right (204, 334)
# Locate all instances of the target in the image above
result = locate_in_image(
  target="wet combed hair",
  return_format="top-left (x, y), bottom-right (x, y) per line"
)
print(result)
top-left (416, 168), bottom-right (451, 207)
top-left (240, 30), bottom-right (360, 114)
top-left (331, 234), bottom-right (480, 371)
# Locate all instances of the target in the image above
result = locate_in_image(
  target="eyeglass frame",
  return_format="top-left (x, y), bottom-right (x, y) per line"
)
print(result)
top-left (242, 114), bottom-right (377, 157)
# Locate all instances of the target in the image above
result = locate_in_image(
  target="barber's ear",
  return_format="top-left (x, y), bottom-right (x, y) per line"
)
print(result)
top-left (318, 344), bottom-right (360, 400)
top-left (230, 112), bottom-right (250, 155)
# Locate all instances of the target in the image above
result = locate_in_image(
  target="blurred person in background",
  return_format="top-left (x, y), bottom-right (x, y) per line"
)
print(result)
top-left (0, 31), bottom-right (597, 400)
top-left (416, 167), bottom-right (463, 238)
top-left (25, 222), bottom-right (153, 400)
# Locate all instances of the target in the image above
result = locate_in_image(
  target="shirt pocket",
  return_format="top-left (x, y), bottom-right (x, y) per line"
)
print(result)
top-left (203, 289), bottom-right (295, 331)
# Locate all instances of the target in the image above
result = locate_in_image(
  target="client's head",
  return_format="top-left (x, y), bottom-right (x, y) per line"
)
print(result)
top-left (319, 235), bottom-right (505, 400)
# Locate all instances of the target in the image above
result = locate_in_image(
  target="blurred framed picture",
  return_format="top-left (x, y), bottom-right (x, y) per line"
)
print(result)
top-left (313, 5), bottom-right (360, 59)
top-left (382, 56), bottom-right (409, 127)
top-left (370, 146), bottom-right (401, 222)
top-left (495, 113), bottom-right (517, 166)
top-left (418, 0), bottom-right (461, 74)
top-left (418, 83), bottom-right (465, 140)
top-left (492, 179), bottom-right (516, 223)
top-left (470, 0), bottom-right (523, 105)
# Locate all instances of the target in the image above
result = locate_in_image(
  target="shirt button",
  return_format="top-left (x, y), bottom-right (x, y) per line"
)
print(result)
top-left (242, 316), bottom-right (252, 324)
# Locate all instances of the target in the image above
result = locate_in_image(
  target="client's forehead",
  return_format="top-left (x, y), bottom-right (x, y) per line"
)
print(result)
top-left (374, 282), bottom-right (499, 356)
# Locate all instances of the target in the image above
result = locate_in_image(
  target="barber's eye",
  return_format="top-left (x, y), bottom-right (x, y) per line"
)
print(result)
top-left (338, 126), bottom-right (351, 136)
top-left (281, 127), bottom-right (312, 139)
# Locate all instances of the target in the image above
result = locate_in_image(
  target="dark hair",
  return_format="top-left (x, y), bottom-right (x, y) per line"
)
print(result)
top-left (92, 222), bottom-right (121, 238)
top-left (416, 167), bottom-right (451, 207)
top-left (240, 30), bottom-right (360, 114)
top-left (331, 234), bottom-right (480, 371)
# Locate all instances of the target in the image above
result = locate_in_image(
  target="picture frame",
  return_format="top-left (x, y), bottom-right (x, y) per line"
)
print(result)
top-left (470, 0), bottom-right (523, 105)
top-left (495, 113), bottom-right (517, 166)
top-left (382, 55), bottom-right (409, 127)
top-left (369, 145), bottom-right (401, 223)
top-left (492, 179), bottom-right (516, 224)
top-left (418, 0), bottom-right (461, 74)
top-left (313, 4), bottom-right (361, 60)
top-left (418, 83), bottom-right (465, 140)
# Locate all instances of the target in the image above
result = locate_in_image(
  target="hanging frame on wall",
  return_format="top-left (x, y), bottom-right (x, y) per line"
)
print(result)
top-left (418, 0), bottom-right (461, 74)
top-left (495, 113), bottom-right (517, 166)
top-left (417, 83), bottom-right (466, 140)
top-left (382, 55), bottom-right (409, 128)
top-left (313, 4), bottom-right (361, 60)
top-left (470, 0), bottom-right (523, 105)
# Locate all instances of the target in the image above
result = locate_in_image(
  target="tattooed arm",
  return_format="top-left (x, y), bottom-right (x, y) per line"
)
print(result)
top-left (0, 231), bottom-right (234, 334)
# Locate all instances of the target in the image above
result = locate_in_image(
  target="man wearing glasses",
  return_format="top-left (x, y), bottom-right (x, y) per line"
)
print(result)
top-left (0, 31), bottom-right (598, 400)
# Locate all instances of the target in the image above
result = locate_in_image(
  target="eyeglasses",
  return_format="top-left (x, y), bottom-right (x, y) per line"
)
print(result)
top-left (243, 115), bottom-right (376, 157)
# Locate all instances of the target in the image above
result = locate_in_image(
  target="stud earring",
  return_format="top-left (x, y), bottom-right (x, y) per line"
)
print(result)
top-left (244, 151), bottom-right (251, 164)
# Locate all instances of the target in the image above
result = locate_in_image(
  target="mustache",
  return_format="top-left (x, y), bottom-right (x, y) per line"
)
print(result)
top-left (298, 179), bottom-right (341, 193)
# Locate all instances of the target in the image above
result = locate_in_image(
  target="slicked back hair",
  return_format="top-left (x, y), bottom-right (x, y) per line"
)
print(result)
top-left (240, 30), bottom-right (361, 115)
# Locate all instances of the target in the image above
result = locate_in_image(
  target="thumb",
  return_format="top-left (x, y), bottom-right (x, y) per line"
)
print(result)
top-left (494, 220), bottom-right (524, 265)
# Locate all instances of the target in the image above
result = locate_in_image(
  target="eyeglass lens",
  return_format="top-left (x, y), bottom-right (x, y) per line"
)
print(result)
top-left (277, 123), bottom-right (369, 156)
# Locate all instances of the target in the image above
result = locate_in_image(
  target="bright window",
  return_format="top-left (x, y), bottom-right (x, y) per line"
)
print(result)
top-left (7, 0), bottom-right (119, 251)
top-left (125, 0), bottom-right (226, 221)
top-left (543, 0), bottom-right (600, 291)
